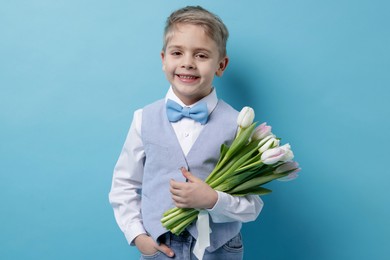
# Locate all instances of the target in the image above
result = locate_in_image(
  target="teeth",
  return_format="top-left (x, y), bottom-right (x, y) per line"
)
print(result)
top-left (179, 75), bottom-right (197, 79)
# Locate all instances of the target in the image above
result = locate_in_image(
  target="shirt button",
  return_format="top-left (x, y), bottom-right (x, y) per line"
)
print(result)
top-left (184, 132), bottom-right (189, 137)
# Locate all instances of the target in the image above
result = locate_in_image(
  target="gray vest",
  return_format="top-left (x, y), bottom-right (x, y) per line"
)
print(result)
top-left (141, 99), bottom-right (241, 252)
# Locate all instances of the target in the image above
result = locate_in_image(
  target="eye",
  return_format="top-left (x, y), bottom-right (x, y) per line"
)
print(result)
top-left (195, 53), bottom-right (208, 59)
top-left (170, 51), bottom-right (182, 56)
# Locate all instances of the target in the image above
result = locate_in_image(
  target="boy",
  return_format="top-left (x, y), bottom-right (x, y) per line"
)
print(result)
top-left (109, 6), bottom-right (263, 259)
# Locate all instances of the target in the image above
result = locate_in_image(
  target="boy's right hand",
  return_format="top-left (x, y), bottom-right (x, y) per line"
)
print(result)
top-left (134, 234), bottom-right (175, 258)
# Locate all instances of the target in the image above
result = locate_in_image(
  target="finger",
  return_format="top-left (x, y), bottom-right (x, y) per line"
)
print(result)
top-left (170, 179), bottom-right (184, 190)
top-left (173, 200), bottom-right (188, 208)
top-left (157, 243), bottom-right (175, 258)
top-left (170, 186), bottom-right (184, 198)
top-left (180, 167), bottom-right (198, 183)
top-left (180, 167), bottom-right (191, 179)
top-left (171, 191), bottom-right (189, 207)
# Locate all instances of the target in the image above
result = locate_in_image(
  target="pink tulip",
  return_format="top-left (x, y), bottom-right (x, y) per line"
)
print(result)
top-left (277, 171), bottom-right (300, 181)
top-left (261, 144), bottom-right (294, 165)
top-left (275, 161), bottom-right (301, 181)
top-left (274, 161), bottom-right (300, 174)
top-left (252, 122), bottom-right (272, 140)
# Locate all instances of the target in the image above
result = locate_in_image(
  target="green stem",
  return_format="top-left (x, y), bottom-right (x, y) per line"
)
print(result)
top-left (214, 168), bottom-right (261, 191)
top-left (205, 156), bottom-right (238, 184)
top-left (161, 208), bottom-right (185, 223)
top-left (170, 210), bottom-right (199, 235)
top-left (162, 208), bottom-right (196, 229)
top-left (206, 124), bottom-right (258, 183)
top-left (162, 207), bottom-right (180, 217)
top-left (236, 155), bottom-right (262, 172)
top-left (225, 123), bottom-right (256, 159)
top-left (228, 173), bottom-right (288, 194)
top-left (208, 141), bottom-right (260, 188)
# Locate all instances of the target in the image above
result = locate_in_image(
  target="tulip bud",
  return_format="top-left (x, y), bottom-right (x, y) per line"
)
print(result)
top-left (257, 134), bottom-right (274, 147)
top-left (275, 161), bottom-right (301, 182)
top-left (261, 143), bottom-right (294, 165)
top-left (274, 161), bottom-right (299, 174)
top-left (258, 136), bottom-right (280, 153)
top-left (277, 171), bottom-right (300, 181)
top-left (237, 106), bottom-right (255, 129)
top-left (280, 144), bottom-right (294, 162)
top-left (261, 147), bottom-right (283, 165)
top-left (252, 122), bottom-right (272, 141)
top-left (281, 149), bottom-right (294, 162)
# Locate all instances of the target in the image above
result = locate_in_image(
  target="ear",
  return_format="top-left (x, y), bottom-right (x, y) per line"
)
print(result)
top-left (215, 56), bottom-right (229, 77)
top-left (161, 51), bottom-right (166, 71)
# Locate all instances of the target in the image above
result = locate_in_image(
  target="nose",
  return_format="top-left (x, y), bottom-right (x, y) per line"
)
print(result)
top-left (181, 55), bottom-right (195, 70)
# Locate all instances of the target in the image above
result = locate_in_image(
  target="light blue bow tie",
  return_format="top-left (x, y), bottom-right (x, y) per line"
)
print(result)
top-left (166, 99), bottom-right (209, 125)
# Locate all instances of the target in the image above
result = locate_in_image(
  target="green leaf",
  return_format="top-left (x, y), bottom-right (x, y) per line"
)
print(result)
top-left (230, 186), bottom-right (273, 196)
top-left (205, 155), bottom-right (238, 183)
top-left (219, 144), bottom-right (229, 163)
top-left (224, 123), bottom-right (256, 160)
top-left (215, 167), bottom-right (271, 192)
top-left (228, 173), bottom-right (288, 194)
top-left (208, 141), bottom-right (261, 188)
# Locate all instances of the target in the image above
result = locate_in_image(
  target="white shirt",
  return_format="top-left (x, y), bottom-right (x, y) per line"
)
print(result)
top-left (109, 87), bottom-right (263, 245)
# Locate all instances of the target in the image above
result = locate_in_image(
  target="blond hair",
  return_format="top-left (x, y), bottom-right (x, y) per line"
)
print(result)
top-left (163, 6), bottom-right (229, 58)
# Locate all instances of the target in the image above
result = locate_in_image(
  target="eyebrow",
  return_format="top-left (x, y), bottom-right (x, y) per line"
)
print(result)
top-left (167, 45), bottom-right (212, 54)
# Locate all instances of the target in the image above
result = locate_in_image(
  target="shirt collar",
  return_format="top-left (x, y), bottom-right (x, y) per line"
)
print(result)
top-left (165, 86), bottom-right (218, 115)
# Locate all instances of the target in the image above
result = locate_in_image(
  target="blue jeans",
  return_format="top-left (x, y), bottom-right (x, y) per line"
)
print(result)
top-left (140, 231), bottom-right (243, 260)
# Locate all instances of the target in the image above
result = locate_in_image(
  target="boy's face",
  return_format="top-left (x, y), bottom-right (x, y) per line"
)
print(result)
top-left (161, 23), bottom-right (228, 105)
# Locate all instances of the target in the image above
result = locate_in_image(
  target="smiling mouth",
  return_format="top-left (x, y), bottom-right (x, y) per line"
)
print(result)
top-left (176, 74), bottom-right (200, 80)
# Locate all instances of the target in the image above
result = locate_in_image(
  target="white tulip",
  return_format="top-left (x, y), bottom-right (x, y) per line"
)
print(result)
top-left (261, 143), bottom-right (294, 165)
top-left (237, 106), bottom-right (255, 129)
top-left (258, 136), bottom-right (280, 153)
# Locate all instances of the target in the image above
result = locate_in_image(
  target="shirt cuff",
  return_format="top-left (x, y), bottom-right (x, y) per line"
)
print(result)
top-left (206, 191), bottom-right (230, 222)
top-left (124, 221), bottom-right (147, 246)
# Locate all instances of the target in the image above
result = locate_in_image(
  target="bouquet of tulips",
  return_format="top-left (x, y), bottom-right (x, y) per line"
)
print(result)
top-left (161, 106), bottom-right (301, 236)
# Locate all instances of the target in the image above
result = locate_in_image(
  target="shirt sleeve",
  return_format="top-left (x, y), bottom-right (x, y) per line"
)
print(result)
top-left (108, 109), bottom-right (147, 245)
top-left (207, 191), bottom-right (264, 223)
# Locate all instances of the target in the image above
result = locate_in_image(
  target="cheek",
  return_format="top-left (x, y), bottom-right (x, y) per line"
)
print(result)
top-left (203, 66), bottom-right (219, 78)
top-left (164, 61), bottom-right (177, 72)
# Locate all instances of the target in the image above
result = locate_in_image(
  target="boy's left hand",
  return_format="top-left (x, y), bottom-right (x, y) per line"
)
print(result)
top-left (170, 168), bottom-right (218, 209)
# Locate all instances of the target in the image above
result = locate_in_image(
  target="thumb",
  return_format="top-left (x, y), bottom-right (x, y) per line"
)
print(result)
top-left (180, 167), bottom-right (198, 183)
top-left (157, 243), bottom-right (175, 258)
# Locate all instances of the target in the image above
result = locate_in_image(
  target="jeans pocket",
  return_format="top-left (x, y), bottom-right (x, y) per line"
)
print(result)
top-left (222, 233), bottom-right (243, 253)
top-left (140, 250), bottom-right (162, 259)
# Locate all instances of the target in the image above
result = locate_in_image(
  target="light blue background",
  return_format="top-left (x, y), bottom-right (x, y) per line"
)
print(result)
top-left (1, 0), bottom-right (389, 259)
